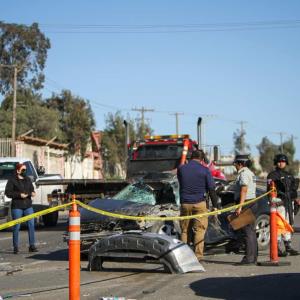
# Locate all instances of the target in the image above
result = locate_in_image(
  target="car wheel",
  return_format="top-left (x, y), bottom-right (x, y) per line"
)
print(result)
top-left (148, 220), bottom-right (181, 239)
top-left (255, 214), bottom-right (270, 250)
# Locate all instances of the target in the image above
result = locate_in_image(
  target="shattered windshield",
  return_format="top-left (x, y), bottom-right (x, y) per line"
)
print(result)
top-left (112, 183), bottom-right (156, 205)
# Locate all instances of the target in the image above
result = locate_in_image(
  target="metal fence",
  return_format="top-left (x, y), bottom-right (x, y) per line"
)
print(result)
top-left (0, 138), bottom-right (12, 157)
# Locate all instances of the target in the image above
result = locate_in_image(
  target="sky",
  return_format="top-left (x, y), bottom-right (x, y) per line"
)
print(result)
top-left (1, 0), bottom-right (300, 159)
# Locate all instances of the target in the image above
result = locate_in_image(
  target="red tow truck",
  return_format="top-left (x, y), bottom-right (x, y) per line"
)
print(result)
top-left (127, 134), bottom-right (197, 179)
top-left (126, 133), bottom-right (225, 180)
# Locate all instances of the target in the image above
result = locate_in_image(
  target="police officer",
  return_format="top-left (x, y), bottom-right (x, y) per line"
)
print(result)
top-left (233, 154), bottom-right (258, 265)
top-left (267, 154), bottom-right (299, 256)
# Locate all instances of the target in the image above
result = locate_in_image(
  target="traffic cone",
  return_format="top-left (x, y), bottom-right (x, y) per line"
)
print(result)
top-left (69, 195), bottom-right (81, 299)
top-left (258, 181), bottom-right (290, 266)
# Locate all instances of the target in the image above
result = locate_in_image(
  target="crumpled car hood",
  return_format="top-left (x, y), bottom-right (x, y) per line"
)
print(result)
top-left (80, 198), bottom-right (172, 223)
top-left (79, 198), bottom-right (179, 233)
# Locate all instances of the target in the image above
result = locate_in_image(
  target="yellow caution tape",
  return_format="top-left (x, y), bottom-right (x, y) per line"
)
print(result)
top-left (76, 189), bottom-right (273, 222)
top-left (0, 189), bottom-right (273, 230)
top-left (0, 202), bottom-right (72, 231)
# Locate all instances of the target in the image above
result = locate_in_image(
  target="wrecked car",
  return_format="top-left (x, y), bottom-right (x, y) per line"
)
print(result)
top-left (77, 172), bottom-right (270, 255)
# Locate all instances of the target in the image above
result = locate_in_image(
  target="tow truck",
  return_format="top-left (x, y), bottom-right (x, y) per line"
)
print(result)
top-left (125, 117), bottom-right (225, 181)
top-left (127, 133), bottom-right (197, 179)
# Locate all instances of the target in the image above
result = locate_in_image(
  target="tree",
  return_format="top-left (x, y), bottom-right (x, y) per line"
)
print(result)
top-left (0, 88), bottom-right (62, 139)
top-left (0, 22), bottom-right (50, 94)
top-left (257, 137), bottom-right (277, 173)
top-left (101, 111), bottom-right (136, 178)
top-left (233, 128), bottom-right (250, 155)
top-left (257, 136), bottom-right (299, 175)
top-left (136, 119), bottom-right (153, 139)
top-left (46, 90), bottom-right (95, 158)
top-left (281, 138), bottom-right (299, 175)
top-left (101, 111), bottom-right (155, 178)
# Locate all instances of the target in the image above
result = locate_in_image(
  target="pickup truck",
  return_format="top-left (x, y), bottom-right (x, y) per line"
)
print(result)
top-left (0, 157), bottom-right (63, 226)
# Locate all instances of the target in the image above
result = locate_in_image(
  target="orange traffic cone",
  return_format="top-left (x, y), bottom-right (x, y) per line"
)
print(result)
top-left (258, 181), bottom-right (290, 266)
top-left (69, 195), bottom-right (81, 299)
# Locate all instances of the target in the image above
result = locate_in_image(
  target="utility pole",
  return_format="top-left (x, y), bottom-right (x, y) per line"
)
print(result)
top-left (132, 106), bottom-right (154, 137)
top-left (12, 66), bottom-right (17, 156)
top-left (169, 112), bottom-right (184, 135)
top-left (280, 132), bottom-right (284, 153)
top-left (274, 132), bottom-right (287, 153)
top-left (237, 120), bottom-right (248, 153)
top-left (291, 134), bottom-right (298, 145)
top-left (0, 64), bottom-right (18, 156)
top-left (238, 121), bottom-right (247, 134)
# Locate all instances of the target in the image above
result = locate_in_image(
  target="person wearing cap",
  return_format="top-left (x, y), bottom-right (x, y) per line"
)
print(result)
top-left (5, 163), bottom-right (38, 254)
top-left (267, 154), bottom-right (299, 256)
top-left (177, 149), bottom-right (218, 262)
top-left (233, 154), bottom-right (258, 265)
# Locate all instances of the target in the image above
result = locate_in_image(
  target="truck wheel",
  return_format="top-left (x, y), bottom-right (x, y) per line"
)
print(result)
top-left (42, 211), bottom-right (59, 227)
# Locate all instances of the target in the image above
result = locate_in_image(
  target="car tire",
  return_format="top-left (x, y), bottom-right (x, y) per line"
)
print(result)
top-left (42, 211), bottom-right (59, 227)
top-left (148, 220), bottom-right (181, 239)
top-left (255, 214), bottom-right (270, 251)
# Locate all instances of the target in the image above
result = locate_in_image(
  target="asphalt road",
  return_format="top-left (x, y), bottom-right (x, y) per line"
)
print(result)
top-left (0, 213), bottom-right (299, 300)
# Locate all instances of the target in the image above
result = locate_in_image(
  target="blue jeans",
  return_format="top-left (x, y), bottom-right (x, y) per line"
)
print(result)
top-left (12, 207), bottom-right (36, 248)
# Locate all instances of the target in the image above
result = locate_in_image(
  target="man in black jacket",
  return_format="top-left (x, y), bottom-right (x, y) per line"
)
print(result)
top-left (5, 163), bottom-right (38, 254)
top-left (267, 154), bottom-right (299, 256)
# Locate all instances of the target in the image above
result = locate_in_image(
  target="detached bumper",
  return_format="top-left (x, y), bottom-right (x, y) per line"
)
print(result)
top-left (63, 230), bottom-right (124, 253)
top-left (88, 232), bottom-right (205, 274)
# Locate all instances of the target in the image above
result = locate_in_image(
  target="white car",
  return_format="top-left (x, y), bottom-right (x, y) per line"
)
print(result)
top-left (0, 157), bottom-right (63, 226)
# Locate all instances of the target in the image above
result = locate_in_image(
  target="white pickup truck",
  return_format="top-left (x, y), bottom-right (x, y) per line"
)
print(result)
top-left (0, 157), bottom-right (64, 226)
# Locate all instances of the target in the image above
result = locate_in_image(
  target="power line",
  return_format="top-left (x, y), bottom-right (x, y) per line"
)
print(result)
top-left (36, 19), bottom-right (300, 34)
top-left (39, 80), bottom-right (299, 150)
top-left (44, 76), bottom-right (132, 112)
top-left (38, 19), bottom-right (300, 28)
